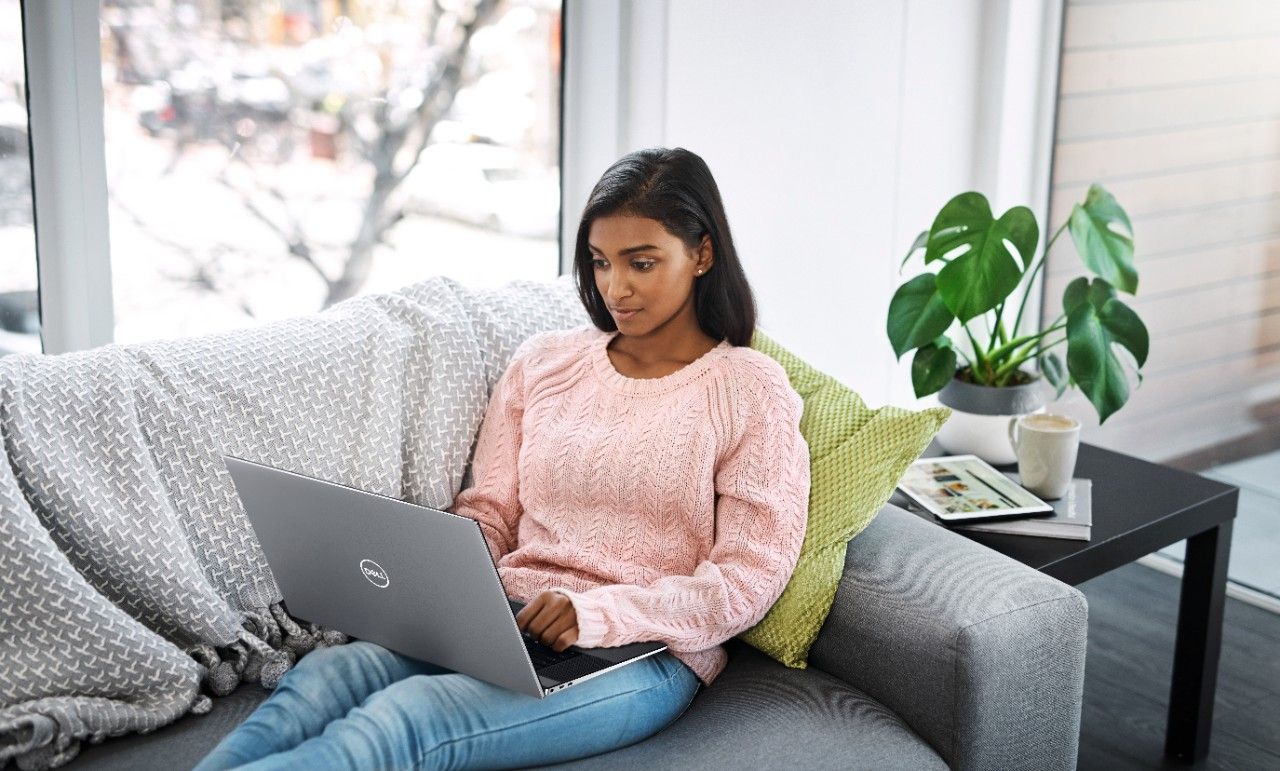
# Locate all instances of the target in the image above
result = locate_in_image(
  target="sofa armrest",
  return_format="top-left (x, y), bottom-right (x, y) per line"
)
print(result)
top-left (807, 504), bottom-right (1088, 771)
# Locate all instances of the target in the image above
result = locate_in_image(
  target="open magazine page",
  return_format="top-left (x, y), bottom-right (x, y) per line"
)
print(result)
top-left (896, 455), bottom-right (1053, 520)
top-left (953, 477), bottom-right (1093, 540)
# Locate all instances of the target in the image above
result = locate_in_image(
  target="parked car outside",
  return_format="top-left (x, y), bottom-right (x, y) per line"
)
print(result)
top-left (0, 99), bottom-right (30, 227)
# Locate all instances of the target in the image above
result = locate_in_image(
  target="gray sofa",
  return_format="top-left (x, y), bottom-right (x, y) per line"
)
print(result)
top-left (66, 501), bottom-right (1088, 770)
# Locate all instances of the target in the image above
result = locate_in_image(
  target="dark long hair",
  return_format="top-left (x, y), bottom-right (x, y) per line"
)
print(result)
top-left (572, 147), bottom-right (757, 347)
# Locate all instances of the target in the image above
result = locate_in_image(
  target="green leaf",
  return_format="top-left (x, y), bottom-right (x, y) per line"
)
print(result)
top-left (997, 205), bottom-right (1039, 269)
top-left (1067, 303), bottom-right (1127, 424)
top-left (924, 192), bottom-right (993, 264)
top-left (927, 192), bottom-right (1035, 322)
top-left (912, 339), bottom-right (957, 398)
top-left (1098, 297), bottom-right (1148, 367)
top-left (887, 273), bottom-right (955, 359)
top-left (1087, 276), bottom-right (1117, 306)
top-left (1069, 184), bottom-right (1137, 294)
top-left (1039, 351), bottom-right (1068, 399)
top-left (1077, 276), bottom-right (1146, 364)
top-left (1062, 276), bottom-right (1091, 315)
top-left (1114, 344), bottom-right (1146, 386)
top-left (899, 230), bottom-right (928, 273)
top-left (1064, 278), bottom-right (1150, 423)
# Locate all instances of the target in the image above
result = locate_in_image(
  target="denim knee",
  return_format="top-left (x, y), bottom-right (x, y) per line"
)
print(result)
top-left (280, 641), bottom-right (394, 692)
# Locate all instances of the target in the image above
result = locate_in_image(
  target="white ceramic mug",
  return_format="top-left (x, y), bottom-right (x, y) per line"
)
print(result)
top-left (1006, 413), bottom-right (1081, 499)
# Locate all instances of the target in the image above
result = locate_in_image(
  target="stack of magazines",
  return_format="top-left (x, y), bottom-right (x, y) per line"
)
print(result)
top-left (893, 455), bottom-right (1093, 541)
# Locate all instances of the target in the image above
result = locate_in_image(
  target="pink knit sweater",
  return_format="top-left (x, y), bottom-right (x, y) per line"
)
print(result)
top-left (446, 324), bottom-right (810, 686)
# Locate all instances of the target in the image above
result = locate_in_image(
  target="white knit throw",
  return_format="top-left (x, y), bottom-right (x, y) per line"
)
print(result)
top-left (0, 274), bottom-right (588, 770)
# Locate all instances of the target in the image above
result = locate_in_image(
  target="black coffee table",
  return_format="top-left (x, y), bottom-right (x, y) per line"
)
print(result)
top-left (905, 441), bottom-right (1238, 764)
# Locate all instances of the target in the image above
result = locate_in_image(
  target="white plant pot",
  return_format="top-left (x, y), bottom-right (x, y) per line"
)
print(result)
top-left (935, 406), bottom-right (1046, 465)
top-left (935, 371), bottom-right (1048, 466)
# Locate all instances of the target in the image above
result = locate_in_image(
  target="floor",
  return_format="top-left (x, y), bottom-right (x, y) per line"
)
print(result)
top-left (1077, 563), bottom-right (1280, 770)
top-left (1158, 450), bottom-right (1280, 599)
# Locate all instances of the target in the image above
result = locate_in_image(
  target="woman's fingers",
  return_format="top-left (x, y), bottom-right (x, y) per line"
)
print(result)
top-left (525, 592), bottom-right (565, 639)
top-left (514, 592), bottom-right (544, 631)
top-left (541, 613), bottom-right (578, 652)
top-left (552, 621), bottom-right (580, 652)
top-left (518, 591), bottom-right (578, 649)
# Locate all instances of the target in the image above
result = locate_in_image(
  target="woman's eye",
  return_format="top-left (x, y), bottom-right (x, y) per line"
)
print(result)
top-left (592, 258), bottom-right (654, 271)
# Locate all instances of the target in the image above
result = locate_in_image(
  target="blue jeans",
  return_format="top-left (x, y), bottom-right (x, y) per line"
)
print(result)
top-left (192, 640), bottom-right (701, 770)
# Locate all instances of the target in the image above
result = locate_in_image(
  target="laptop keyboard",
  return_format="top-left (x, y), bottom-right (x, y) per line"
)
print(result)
top-left (521, 631), bottom-right (582, 668)
top-left (522, 632), bottom-right (617, 683)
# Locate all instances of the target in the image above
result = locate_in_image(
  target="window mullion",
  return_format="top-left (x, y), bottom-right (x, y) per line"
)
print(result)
top-left (23, 0), bottom-right (114, 354)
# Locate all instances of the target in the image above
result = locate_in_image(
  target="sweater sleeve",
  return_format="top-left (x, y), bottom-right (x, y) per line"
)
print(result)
top-left (446, 335), bottom-right (541, 565)
top-left (549, 363), bottom-right (810, 652)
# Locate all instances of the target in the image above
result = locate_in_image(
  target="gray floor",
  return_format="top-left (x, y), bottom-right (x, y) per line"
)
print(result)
top-left (1159, 450), bottom-right (1280, 598)
top-left (1077, 563), bottom-right (1280, 769)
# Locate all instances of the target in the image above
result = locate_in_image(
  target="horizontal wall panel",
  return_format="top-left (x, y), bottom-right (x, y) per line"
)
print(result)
top-left (1126, 280), bottom-right (1280, 334)
top-left (1050, 346), bottom-right (1280, 425)
top-left (1044, 272), bottom-right (1280, 334)
top-left (1043, 0), bottom-right (1280, 461)
top-left (1050, 157), bottom-right (1280, 224)
top-left (1057, 78), bottom-right (1280, 142)
top-left (1045, 195), bottom-right (1280, 269)
top-left (1053, 120), bottom-right (1280, 184)
top-left (1064, 0), bottom-right (1280, 50)
top-left (1061, 35), bottom-right (1280, 95)
top-left (1053, 392), bottom-right (1270, 463)
top-left (1043, 238), bottom-right (1280, 299)
top-left (1124, 312), bottom-right (1280, 376)
top-left (1028, 296), bottom-right (1280, 396)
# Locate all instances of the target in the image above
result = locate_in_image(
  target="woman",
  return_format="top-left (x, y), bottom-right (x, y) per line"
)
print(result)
top-left (194, 147), bottom-right (811, 770)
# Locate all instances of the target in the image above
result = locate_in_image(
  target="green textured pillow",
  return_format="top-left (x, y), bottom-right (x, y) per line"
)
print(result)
top-left (736, 330), bottom-right (951, 668)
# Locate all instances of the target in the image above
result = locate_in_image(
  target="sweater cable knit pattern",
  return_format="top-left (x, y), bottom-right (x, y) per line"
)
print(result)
top-left (447, 323), bottom-right (810, 687)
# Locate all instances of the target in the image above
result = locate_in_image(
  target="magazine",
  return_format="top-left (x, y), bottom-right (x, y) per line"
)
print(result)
top-left (895, 454), bottom-right (1054, 521)
top-left (952, 476), bottom-right (1093, 541)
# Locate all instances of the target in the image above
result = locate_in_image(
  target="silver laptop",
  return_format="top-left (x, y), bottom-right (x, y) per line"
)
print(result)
top-left (223, 455), bottom-right (668, 699)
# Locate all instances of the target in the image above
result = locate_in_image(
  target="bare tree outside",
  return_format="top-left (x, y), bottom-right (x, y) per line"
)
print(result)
top-left (100, 0), bottom-right (561, 343)
top-left (0, 0), bottom-right (38, 356)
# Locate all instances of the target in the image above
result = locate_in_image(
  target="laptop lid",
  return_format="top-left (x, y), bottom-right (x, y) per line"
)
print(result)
top-left (223, 454), bottom-right (548, 697)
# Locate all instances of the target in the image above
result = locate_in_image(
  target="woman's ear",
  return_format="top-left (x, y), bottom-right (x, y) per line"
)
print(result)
top-left (698, 234), bottom-right (713, 271)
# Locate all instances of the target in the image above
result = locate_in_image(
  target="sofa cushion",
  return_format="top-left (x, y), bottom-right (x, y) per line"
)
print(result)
top-left (62, 639), bottom-right (946, 770)
top-left (736, 330), bottom-right (951, 668)
top-left (51, 683), bottom-right (271, 770)
top-left (542, 638), bottom-right (947, 770)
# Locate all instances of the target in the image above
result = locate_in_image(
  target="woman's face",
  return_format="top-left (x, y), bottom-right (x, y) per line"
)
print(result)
top-left (587, 214), bottom-right (712, 333)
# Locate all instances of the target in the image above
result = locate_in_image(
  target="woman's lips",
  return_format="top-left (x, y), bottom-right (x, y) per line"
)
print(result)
top-left (613, 308), bottom-right (641, 320)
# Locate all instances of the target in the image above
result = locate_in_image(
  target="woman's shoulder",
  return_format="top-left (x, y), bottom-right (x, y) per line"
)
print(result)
top-left (717, 343), bottom-right (804, 428)
top-left (720, 343), bottom-right (794, 393)
top-left (708, 345), bottom-right (805, 459)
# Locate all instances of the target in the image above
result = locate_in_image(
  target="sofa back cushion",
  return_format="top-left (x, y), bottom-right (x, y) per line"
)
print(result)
top-left (736, 330), bottom-right (950, 668)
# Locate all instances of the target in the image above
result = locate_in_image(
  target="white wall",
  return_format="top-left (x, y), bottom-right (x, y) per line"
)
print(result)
top-left (663, 1), bottom-right (919, 405)
top-left (564, 0), bottom-right (1062, 409)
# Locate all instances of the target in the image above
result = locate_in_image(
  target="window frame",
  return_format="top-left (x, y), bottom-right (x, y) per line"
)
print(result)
top-left (23, 0), bottom-right (596, 354)
top-left (23, 0), bottom-right (114, 355)
top-left (560, 0), bottom-right (668, 273)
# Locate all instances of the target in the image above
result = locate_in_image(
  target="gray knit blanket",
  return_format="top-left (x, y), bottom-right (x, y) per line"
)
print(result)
top-left (0, 274), bottom-right (588, 770)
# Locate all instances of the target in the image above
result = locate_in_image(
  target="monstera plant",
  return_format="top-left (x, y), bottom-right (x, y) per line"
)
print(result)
top-left (886, 185), bottom-right (1148, 425)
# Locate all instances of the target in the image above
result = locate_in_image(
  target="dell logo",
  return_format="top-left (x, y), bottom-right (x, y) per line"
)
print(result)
top-left (359, 559), bottom-right (390, 588)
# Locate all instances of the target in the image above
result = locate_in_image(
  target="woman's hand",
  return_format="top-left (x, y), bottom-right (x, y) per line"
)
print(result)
top-left (515, 590), bottom-right (580, 652)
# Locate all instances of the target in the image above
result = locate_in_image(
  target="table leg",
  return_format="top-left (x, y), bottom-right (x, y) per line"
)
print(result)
top-left (1164, 518), bottom-right (1233, 763)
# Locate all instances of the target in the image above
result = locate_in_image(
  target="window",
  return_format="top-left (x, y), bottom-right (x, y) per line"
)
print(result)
top-left (0, 0), bottom-right (38, 356)
top-left (99, 0), bottom-right (562, 344)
